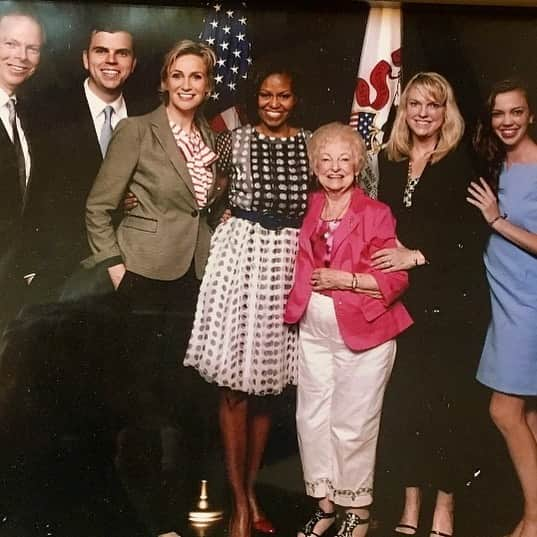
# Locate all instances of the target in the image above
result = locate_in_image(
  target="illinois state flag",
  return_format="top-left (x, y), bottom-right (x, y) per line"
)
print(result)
top-left (200, 2), bottom-right (252, 132)
top-left (349, 6), bottom-right (402, 198)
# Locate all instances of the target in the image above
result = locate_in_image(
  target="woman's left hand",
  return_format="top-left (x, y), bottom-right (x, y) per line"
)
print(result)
top-left (466, 177), bottom-right (500, 224)
top-left (124, 191), bottom-right (138, 212)
top-left (310, 268), bottom-right (351, 291)
top-left (220, 208), bottom-right (232, 224)
top-left (371, 246), bottom-right (415, 272)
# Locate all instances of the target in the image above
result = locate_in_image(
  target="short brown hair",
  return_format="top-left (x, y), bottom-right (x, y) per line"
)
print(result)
top-left (86, 28), bottom-right (135, 55)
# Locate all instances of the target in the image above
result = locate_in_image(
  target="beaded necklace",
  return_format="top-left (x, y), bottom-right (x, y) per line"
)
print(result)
top-left (403, 160), bottom-right (422, 208)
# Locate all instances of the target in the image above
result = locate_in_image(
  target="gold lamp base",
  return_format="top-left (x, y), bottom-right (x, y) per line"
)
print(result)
top-left (188, 479), bottom-right (224, 524)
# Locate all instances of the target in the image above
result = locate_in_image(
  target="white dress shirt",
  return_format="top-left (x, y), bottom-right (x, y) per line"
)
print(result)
top-left (0, 87), bottom-right (32, 184)
top-left (83, 78), bottom-right (128, 140)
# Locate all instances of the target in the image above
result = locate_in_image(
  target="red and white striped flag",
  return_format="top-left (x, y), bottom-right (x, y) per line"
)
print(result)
top-left (349, 6), bottom-right (402, 197)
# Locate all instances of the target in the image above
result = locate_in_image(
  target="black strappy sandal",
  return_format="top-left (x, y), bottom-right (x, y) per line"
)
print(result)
top-left (394, 523), bottom-right (419, 536)
top-left (429, 530), bottom-right (452, 537)
top-left (337, 511), bottom-right (370, 537)
top-left (299, 508), bottom-right (337, 537)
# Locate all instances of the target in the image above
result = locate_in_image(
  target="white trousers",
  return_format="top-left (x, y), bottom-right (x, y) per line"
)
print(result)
top-left (296, 292), bottom-right (396, 507)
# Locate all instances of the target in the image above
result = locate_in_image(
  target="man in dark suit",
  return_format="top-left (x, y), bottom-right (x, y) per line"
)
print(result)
top-left (0, 10), bottom-right (45, 332)
top-left (7, 26), bottom-right (180, 536)
top-left (39, 27), bottom-right (140, 300)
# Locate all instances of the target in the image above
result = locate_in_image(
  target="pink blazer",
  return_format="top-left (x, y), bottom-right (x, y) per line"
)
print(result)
top-left (284, 188), bottom-right (413, 351)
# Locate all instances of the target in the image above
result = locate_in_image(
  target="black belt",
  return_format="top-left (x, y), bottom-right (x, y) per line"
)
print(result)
top-left (231, 208), bottom-right (302, 230)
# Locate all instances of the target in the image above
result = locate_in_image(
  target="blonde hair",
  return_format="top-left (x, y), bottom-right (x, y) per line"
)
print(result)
top-left (0, 11), bottom-right (46, 44)
top-left (386, 72), bottom-right (464, 163)
top-left (307, 122), bottom-right (366, 186)
top-left (159, 39), bottom-right (216, 100)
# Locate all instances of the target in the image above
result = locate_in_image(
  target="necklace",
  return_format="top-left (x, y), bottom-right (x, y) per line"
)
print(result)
top-left (322, 197), bottom-right (351, 222)
top-left (403, 161), bottom-right (422, 208)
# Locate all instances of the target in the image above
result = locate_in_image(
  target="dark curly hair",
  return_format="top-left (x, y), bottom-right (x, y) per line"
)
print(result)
top-left (473, 79), bottom-right (535, 191)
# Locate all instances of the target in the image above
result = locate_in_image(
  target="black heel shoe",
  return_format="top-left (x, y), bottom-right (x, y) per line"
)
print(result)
top-left (299, 508), bottom-right (336, 537)
top-left (336, 511), bottom-right (370, 537)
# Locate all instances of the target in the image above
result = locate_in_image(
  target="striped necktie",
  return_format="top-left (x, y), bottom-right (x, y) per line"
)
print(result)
top-left (6, 98), bottom-right (26, 194)
top-left (99, 105), bottom-right (114, 157)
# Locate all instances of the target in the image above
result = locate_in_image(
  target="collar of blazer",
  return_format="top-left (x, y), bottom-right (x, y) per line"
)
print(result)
top-left (149, 104), bottom-right (217, 204)
top-left (80, 87), bottom-right (106, 162)
top-left (301, 188), bottom-right (366, 262)
top-left (0, 115), bottom-right (13, 146)
top-left (1, 98), bottom-right (32, 214)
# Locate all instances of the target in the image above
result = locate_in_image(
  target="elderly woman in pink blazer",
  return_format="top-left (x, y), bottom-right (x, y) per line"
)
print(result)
top-left (285, 122), bottom-right (412, 537)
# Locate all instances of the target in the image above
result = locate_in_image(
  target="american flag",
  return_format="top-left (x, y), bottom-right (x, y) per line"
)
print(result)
top-left (355, 112), bottom-right (376, 150)
top-left (349, 6), bottom-right (402, 197)
top-left (200, 2), bottom-right (252, 132)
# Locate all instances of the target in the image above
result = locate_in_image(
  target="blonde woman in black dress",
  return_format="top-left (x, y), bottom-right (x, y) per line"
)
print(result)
top-left (375, 72), bottom-right (485, 537)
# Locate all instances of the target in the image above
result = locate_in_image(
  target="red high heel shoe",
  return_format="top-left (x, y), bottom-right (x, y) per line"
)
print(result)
top-left (253, 517), bottom-right (276, 534)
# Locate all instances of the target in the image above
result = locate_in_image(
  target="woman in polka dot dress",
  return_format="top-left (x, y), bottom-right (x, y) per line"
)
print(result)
top-left (184, 65), bottom-right (310, 537)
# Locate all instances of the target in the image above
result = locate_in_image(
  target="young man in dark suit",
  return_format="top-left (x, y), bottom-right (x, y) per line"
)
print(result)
top-left (37, 27), bottom-right (139, 300)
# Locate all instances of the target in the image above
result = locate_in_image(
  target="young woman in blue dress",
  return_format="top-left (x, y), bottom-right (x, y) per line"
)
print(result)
top-left (468, 79), bottom-right (537, 537)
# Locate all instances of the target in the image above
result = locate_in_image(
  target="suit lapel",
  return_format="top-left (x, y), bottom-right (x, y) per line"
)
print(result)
top-left (79, 92), bottom-right (105, 165)
top-left (17, 103), bottom-right (32, 213)
top-left (0, 115), bottom-right (11, 145)
top-left (300, 192), bottom-right (324, 261)
top-left (330, 189), bottom-right (362, 258)
top-left (4, 99), bottom-right (31, 214)
top-left (0, 119), bottom-right (23, 212)
top-left (197, 118), bottom-right (219, 203)
top-left (150, 105), bottom-right (196, 198)
top-left (206, 159), bottom-right (219, 204)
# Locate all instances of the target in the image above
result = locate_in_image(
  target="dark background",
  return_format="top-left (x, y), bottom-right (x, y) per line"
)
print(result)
top-left (1, 1), bottom-right (536, 536)
top-left (13, 1), bottom-right (537, 134)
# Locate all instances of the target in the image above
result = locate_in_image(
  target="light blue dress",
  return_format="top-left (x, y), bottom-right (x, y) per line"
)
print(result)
top-left (477, 163), bottom-right (537, 396)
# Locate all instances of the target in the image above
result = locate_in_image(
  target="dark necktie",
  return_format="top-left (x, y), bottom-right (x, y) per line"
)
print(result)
top-left (99, 105), bottom-right (114, 157)
top-left (6, 98), bottom-right (27, 194)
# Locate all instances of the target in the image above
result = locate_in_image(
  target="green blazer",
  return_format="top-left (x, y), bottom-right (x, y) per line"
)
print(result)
top-left (84, 105), bottom-right (218, 281)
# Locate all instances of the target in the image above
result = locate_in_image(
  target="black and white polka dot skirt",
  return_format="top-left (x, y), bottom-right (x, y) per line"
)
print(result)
top-left (184, 217), bottom-right (299, 395)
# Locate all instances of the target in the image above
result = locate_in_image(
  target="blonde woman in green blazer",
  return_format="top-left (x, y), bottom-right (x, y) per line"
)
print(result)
top-left (84, 39), bottom-right (221, 537)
